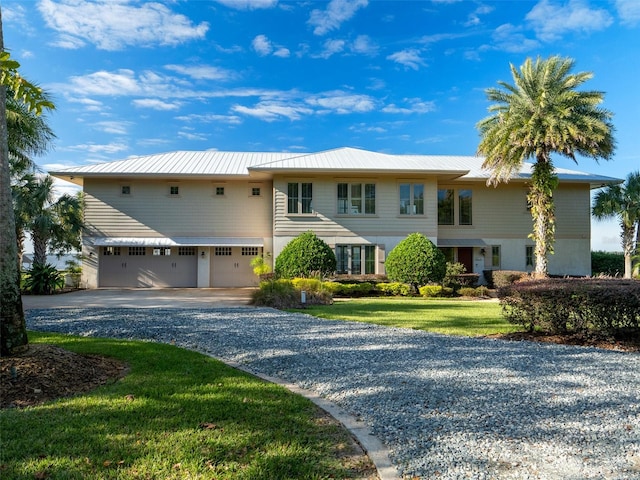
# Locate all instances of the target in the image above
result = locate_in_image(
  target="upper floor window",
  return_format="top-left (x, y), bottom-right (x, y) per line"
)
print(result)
top-left (338, 183), bottom-right (375, 215)
top-left (169, 185), bottom-right (180, 196)
top-left (120, 185), bottom-right (131, 196)
top-left (215, 186), bottom-right (225, 196)
top-left (287, 182), bottom-right (313, 214)
top-left (251, 187), bottom-right (261, 197)
top-left (399, 183), bottom-right (424, 215)
top-left (438, 188), bottom-right (473, 225)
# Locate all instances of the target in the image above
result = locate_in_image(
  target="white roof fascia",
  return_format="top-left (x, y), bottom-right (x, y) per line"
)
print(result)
top-left (89, 237), bottom-right (264, 247)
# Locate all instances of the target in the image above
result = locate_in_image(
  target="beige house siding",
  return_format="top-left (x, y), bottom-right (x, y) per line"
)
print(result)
top-left (84, 178), bottom-right (272, 239)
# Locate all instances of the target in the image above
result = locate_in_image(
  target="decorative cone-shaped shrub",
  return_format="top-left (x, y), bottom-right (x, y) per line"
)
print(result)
top-left (385, 233), bottom-right (446, 291)
top-left (275, 231), bottom-right (336, 278)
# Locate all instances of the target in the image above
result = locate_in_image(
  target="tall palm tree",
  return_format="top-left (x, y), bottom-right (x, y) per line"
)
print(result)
top-left (16, 175), bottom-right (83, 267)
top-left (592, 171), bottom-right (640, 278)
top-left (477, 55), bottom-right (615, 277)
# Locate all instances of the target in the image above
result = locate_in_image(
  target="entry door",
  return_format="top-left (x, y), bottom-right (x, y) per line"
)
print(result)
top-left (457, 247), bottom-right (473, 273)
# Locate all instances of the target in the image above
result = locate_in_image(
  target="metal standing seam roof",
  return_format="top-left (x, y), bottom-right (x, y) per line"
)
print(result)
top-left (49, 147), bottom-right (622, 187)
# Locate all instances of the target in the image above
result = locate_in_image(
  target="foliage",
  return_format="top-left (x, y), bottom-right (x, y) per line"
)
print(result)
top-left (252, 278), bottom-right (332, 308)
top-left (419, 285), bottom-right (453, 297)
top-left (458, 286), bottom-right (490, 297)
top-left (592, 171), bottom-right (640, 278)
top-left (499, 278), bottom-right (640, 337)
top-left (591, 251), bottom-right (624, 276)
top-left (477, 55), bottom-right (615, 276)
top-left (492, 270), bottom-right (529, 288)
top-left (274, 231), bottom-right (336, 278)
top-left (249, 254), bottom-right (271, 277)
top-left (0, 52), bottom-right (55, 115)
top-left (1, 332), bottom-right (367, 479)
top-left (23, 263), bottom-right (64, 295)
top-left (376, 282), bottom-right (411, 296)
top-left (385, 233), bottom-right (446, 291)
top-left (291, 298), bottom-right (514, 337)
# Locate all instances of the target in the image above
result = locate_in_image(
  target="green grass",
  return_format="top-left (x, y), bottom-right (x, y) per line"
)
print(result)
top-left (0, 332), bottom-right (370, 480)
top-left (291, 297), bottom-right (520, 336)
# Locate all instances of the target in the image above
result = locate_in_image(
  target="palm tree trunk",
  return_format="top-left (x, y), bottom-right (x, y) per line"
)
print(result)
top-left (0, 9), bottom-right (28, 356)
top-left (529, 160), bottom-right (557, 278)
top-left (32, 229), bottom-right (48, 266)
top-left (622, 222), bottom-right (635, 279)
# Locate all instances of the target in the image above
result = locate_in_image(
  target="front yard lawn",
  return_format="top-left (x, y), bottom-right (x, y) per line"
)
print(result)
top-left (291, 297), bottom-right (519, 336)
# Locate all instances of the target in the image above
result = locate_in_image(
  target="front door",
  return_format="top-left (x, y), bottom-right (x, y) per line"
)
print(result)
top-left (457, 247), bottom-right (473, 273)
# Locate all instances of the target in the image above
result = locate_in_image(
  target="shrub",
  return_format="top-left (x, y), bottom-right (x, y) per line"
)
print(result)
top-left (591, 251), bottom-right (624, 276)
top-left (376, 282), bottom-right (411, 296)
top-left (24, 263), bottom-right (65, 295)
top-left (292, 277), bottom-right (324, 293)
top-left (493, 270), bottom-right (529, 288)
top-left (443, 262), bottom-right (479, 291)
top-left (499, 278), bottom-right (640, 336)
top-left (419, 285), bottom-right (453, 297)
top-left (252, 279), bottom-right (333, 308)
top-left (337, 282), bottom-right (374, 297)
top-left (321, 281), bottom-right (343, 295)
top-left (250, 254), bottom-right (272, 276)
top-left (275, 231), bottom-right (336, 278)
top-left (385, 233), bottom-right (446, 292)
top-left (457, 286), bottom-right (490, 297)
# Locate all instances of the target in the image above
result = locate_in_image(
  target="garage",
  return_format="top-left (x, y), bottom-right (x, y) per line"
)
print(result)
top-left (211, 246), bottom-right (261, 287)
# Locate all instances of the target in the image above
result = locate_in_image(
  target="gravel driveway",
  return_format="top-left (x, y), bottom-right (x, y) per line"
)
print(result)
top-left (26, 307), bottom-right (640, 479)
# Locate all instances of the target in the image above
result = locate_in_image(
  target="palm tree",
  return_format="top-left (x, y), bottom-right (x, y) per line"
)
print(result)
top-left (592, 171), bottom-right (640, 278)
top-left (477, 55), bottom-right (615, 277)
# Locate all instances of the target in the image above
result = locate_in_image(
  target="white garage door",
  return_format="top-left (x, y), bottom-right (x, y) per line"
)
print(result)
top-left (99, 246), bottom-right (197, 287)
top-left (211, 247), bottom-right (260, 287)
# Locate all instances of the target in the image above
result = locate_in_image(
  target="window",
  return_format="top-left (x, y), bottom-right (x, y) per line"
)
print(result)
top-left (251, 187), bottom-right (261, 196)
top-left (439, 247), bottom-right (455, 263)
top-left (438, 188), bottom-right (472, 225)
top-left (216, 186), bottom-right (225, 196)
top-left (459, 189), bottom-right (472, 225)
top-left (121, 185), bottom-right (131, 195)
top-left (169, 185), bottom-right (179, 196)
top-left (399, 183), bottom-right (424, 215)
top-left (438, 189), bottom-right (454, 225)
top-left (178, 247), bottom-right (196, 256)
top-left (128, 247), bottom-right (146, 256)
top-left (242, 247), bottom-right (260, 256)
top-left (215, 247), bottom-right (232, 256)
top-left (336, 245), bottom-right (376, 274)
top-left (102, 246), bottom-right (120, 256)
top-left (287, 182), bottom-right (313, 214)
top-left (491, 246), bottom-right (501, 268)
top-left (337, 183), bottom-right (375, 215)
top-left (153, 248), bottom-right (171, 256)
top-left (526, 245), bottom-right (534, 268)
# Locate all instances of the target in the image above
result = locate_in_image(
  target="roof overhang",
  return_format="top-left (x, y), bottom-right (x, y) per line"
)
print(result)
top-left (437, 238), bottom-right (488, 247)
top-left (88, 237), bottom-right (264, 247)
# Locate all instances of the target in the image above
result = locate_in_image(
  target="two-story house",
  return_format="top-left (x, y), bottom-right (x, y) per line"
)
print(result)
top-left (50, 147), bottom-right (620, 288)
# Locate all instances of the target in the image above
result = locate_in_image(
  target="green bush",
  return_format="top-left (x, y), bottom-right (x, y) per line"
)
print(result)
top-left (292, 278), bottom-right (324, 293)
top-left (442, 262), bottom-right (481, 291)
top-left (493, 270), bottom-right (529, 288)
top-left (24, 263), bottom-right (64, 295)
top-left (376, 282), bottom-right (411, 296)
top-left (253, 278), bottom-right (333, 308)
top-left (321, 281), bottom-right (343, 295)
top-left (275, 231), bottom-right (336, 278)
top-left (499, 278), bottom-right (640, 336)
top-left (591, 251), bottom-right (624, 276)
top-left (419, 285), bottom-right (453, 297)
top-left (385, 233), bottom-right (446, 291)
top-left (458, 286), bottom-right (490, 297)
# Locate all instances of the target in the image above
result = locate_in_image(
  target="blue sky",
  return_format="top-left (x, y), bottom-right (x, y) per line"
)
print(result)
top-left (3, 0), bottom-right (639, 252)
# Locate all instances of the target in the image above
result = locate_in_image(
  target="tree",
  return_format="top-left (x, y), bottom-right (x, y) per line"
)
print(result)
top-left (275, 231), bottom-right (336, 278)
top-left (1, 7), bottom-right (55, 356)
top-left (592, 171), bottom-right (640, 278)
top-left (385, 233), bottom-right (446, 292)
top-left (477, 55), bottom-right (615, 277)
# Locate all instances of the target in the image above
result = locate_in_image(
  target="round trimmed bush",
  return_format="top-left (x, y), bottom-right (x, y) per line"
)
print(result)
top-left (275, 231), bottom-right (337, 278)
top-left (385, 233), bottom-right (446, 291)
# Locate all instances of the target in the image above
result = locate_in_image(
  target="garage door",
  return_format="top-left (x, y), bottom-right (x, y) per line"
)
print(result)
top-left (99, 246), bottom-right (197, 287)
top-left (211, 247), bottom-right (260, 287)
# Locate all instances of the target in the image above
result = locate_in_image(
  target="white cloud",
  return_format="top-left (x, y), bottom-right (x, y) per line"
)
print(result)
top-left (93, 121), bottom-right (132, 135)
top-left (273, 47), bottom-right (291, 58)
top-left (306, 91), bottom-right (376, 114)
top-left (164, 64), bottom-right (235, 81)
top-left (232, 102), bottom-right (313, 122)
top-left (178, 130), bottom-right (209, 141)
top-left (526, 0), bottom-right (613, 42)
top-left (215, 0), bottom-right (278, 10)
top-left (386, 49), bottom-right (426, 70)
top-left (616, 0), bottom-right (640, 25)
top-left (37, 0), bottom-right (209, 50)
top-left (490, 23), bottom-right (540, 53)
top-left (252, 34), bottom-right (273, 56)
top-left (382, 98), bottom-right (435, 114)
top-left (175, 113), bottom-right (242, 125)
top-left (308, 0), bottom-right (368, 36)
top-left (314, 39), bottom-right (346, 59)
top-left (67, 142), bottom-right (129, 154)
top-left (132, 99), bottom-right (181, 111)
top-left (351, 35), bottom-right (378, 56)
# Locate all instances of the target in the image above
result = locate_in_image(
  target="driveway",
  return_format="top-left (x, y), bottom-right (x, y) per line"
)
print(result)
top-left (21, 288), bottom-right (255, 310)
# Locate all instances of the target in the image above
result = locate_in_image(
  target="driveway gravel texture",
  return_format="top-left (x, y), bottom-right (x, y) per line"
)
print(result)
top-left (27, 307), bottom-right (640, 480)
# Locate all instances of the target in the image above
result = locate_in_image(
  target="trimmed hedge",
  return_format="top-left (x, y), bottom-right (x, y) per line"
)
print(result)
top-left (376, 282), bottom-right (411, 296)
top-left (419, 285), bottom-right (453, 297)
top-left (492, 270), bottom-right (529, 288)
top-left (499, 278), bottom-right (640, 337)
